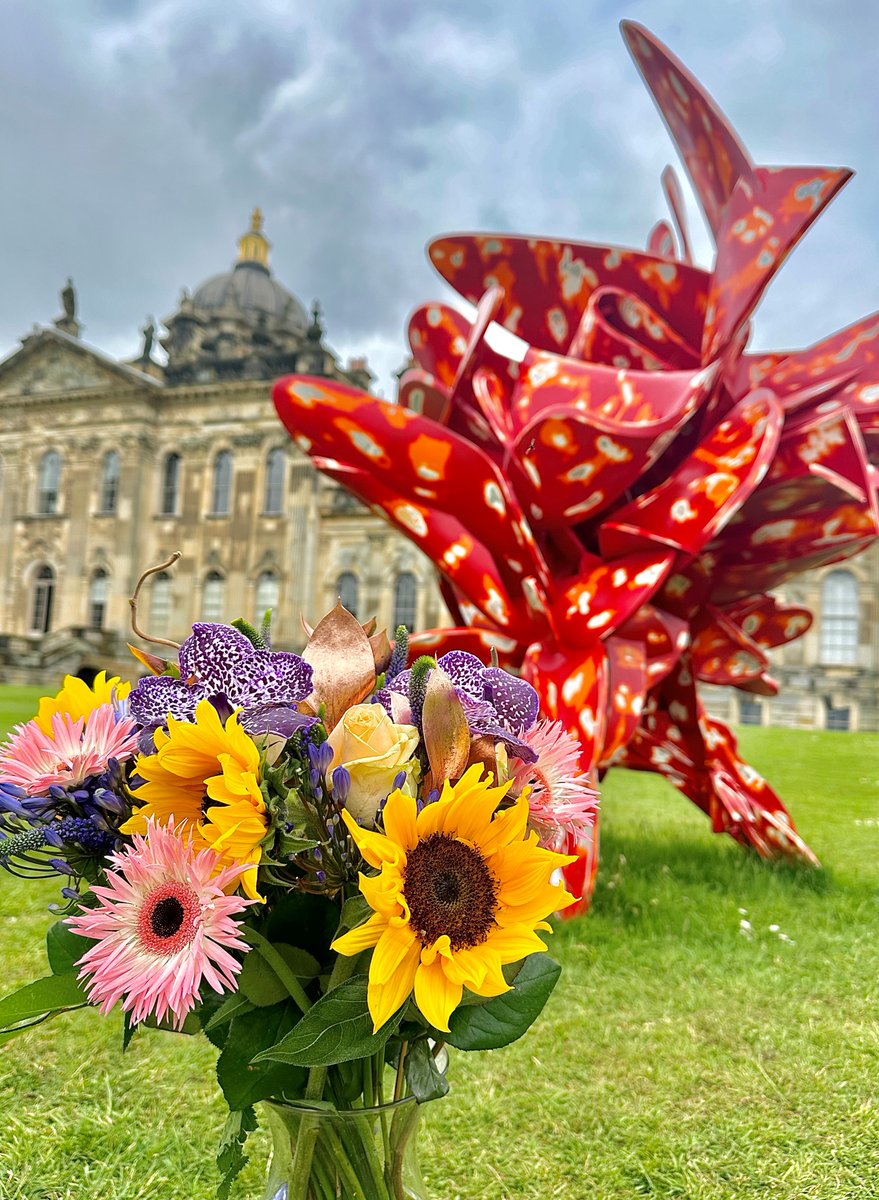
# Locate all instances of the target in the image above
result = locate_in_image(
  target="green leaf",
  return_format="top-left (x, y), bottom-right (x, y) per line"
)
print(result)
top-left (238, 944), bottom-right (320, 1008)
top-left (0, 973), bottom-right (88, 1032)
top-left (446, 954), bottom-right (561, 1051)
top-left (203, 992), bottom-right (255, 1034)
top-left (253, 975), bottom-right (405, 1068)
top-left (404, 1039), bottom-right (449, 1102)
top-left (46, 920), bottom-right (93, 976)
top-left (216, 1105), bottom-right (258, 1200)
top-left (217, 1003), bottom-right (307, 1110)
top-left (259, 892), bottom-right (339, 961)
top-left (122, 1011), bottom-right (138, 1053)
top-left (334, 893), bottom-right (371, 940)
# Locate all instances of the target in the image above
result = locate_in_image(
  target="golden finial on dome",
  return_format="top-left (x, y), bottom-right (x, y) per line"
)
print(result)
top-left (237, 207), bottom-right (271, 268)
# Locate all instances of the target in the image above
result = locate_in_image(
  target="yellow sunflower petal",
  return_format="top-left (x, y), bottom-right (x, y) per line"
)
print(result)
top-left (381, 789), bottom-right (418, 852)
top-left (332, 912), bottom-right (388, 955)
top-left (359, 869), bottom-right (405, 918)
top-left (370, 922), bottom-right (419, 986)
top-left (413, 955), bottom-right (464, 1032)
top-left (368, 932), bottom-right (421, 1031)
top-left (341, 809), bottom-right (406, 869)
top-left (487, 925), bottom-right (550, 964)
top-left (475, 793), bottom-right (530, 855)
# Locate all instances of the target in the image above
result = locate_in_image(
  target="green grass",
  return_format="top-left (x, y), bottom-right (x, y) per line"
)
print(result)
top-left (0, 692), bottom-right (878, 1199)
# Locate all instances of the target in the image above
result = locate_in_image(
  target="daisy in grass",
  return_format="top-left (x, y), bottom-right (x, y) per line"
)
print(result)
top-left (510, 720), bottom-right (599, 848)
top-left (35, 670), bottom-right (131, 735)
top-left (121, 699), bottom-right (268, 901)
top-left (0, 705), bottom-right (139, 797)
top-left (332, 764), bottom-right (576, 1033)
top-left (69, 821), bottom-right (252, 1029)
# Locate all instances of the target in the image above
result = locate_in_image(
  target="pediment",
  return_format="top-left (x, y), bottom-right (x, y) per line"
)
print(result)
top-left (0, 330), bottom-right (155, 397)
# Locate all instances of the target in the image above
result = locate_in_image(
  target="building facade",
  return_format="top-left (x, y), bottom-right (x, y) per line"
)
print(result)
top-left (0, 213), bottom-right (448, 684)
top-left (0, 212), bottom-right (875, 728)
top-left (700, 549), bottom-right (879, 732)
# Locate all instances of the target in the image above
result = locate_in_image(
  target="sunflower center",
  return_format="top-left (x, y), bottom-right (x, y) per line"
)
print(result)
top-left (138, 881), bottom-right (200, 956)
top-left (403, 832), bottom-right (498, 950)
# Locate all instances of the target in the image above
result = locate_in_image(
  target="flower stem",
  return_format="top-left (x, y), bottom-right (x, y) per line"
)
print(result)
top-left (288, 951), bottom-right (361, 1198)
top-left (393, 1040), bottom-right (408, 1103)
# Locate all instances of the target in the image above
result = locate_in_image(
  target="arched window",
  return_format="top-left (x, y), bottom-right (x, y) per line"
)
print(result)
top-left (88, 568), bottom-right (109, 629)
top-left (31, 565), bottom-right (55, 633)
top-left (264, 448), bottom-right (286, 515)
top-left (100, 451), bottom-right (120, 513)
top-left (820, 570), bottom-right (859, 665)
top-left (160, 453), bottom-right (181, 515)
top-left (255, 571), bottom-right (280, 619)
top-left (150, 571), bottom-right (172, 637)
top-left (393, 572), bottom-right (418, 632)
top-left (202, 571), bottom-right (226, 622)
top-left (37, 450), bottom-right (62, 515)
top-left (211, 450), bottom-right (233, 515)
top-left (336, 571), bottom-right (359, 618)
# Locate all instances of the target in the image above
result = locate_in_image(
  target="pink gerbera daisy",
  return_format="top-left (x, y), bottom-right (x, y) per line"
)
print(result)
top-left (0, 705), bottom-right (139, 796)
top-left (68, 821), bottom-right (253, 1029)
top-left (510, 719), bottom-right (600, 848)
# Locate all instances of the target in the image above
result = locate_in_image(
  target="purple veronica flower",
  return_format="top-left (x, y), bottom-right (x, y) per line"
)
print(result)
top-left (130, 623), bottom-right (313, 727)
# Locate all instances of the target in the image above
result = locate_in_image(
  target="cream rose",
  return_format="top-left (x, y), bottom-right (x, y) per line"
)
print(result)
top-left (326, 704), bottom-right (420, 823)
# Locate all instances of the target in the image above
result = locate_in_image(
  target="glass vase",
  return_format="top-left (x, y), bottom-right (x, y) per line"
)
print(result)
top-left (261, 1097), bottom-right (428, 1200)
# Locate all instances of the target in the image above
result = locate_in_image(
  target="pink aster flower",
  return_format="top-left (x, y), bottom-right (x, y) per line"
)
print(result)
top-left (68, 821), bottom-right (253, 1030)
top-left (0, 705), bottom-right (139, 796)
top-left (511, 719), bottom-right (600, 847)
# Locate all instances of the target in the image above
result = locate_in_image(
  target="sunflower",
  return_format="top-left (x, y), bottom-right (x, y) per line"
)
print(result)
top-left (35, 670), bottom-right (131, 735)
top-left (120, 699), bottom-right (268, 901)
top-left (332, 764), bottom-right (576, 1032)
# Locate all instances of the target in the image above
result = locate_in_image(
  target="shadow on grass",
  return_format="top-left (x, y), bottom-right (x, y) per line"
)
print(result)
top-left (594, 823), bottom-right (834, 908)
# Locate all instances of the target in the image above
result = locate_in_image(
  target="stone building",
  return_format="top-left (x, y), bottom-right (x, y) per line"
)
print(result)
top-left (701, 547), bottom-right (879, 732)
top-left (0, 210), bottom-right (875, 728)
top-left (0, 212), bottom-right (448, 685)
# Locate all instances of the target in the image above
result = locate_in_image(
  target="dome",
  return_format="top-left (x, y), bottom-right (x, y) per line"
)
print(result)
top-left (193, 262), bottom-right (308, 331)
top-left (190, 209), bottom-right (309, 334)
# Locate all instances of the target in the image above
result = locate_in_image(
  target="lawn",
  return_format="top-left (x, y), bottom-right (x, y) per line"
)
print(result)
top-left (0, 690), bottom-right (877, 1199)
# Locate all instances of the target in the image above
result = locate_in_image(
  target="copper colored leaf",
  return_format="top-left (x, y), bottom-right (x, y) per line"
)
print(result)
top-left (369, 630), bottom-right (393, 674)
top-left (361, 617), bottom-right (377, 637)
top-left (127, 643), bottom-right (169, 676)
top-left (422, 667), bottom-right (471, 791)
top-left (301, 603), bottom-right (376, 730)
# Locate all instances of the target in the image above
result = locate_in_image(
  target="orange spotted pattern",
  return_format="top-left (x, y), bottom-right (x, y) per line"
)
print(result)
top-left (273, 22), bottom-right (879, 908)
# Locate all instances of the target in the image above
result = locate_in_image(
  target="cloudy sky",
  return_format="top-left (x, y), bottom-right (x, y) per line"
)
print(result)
top-left (2, 0), bottom-right (878, 394)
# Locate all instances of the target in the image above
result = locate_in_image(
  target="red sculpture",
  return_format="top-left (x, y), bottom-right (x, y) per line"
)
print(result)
top-left (274, 21), bottom-right (879, 910)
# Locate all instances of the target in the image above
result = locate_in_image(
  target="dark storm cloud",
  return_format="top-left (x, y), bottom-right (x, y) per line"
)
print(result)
top-left (2, 0), bottom-right (879, 392)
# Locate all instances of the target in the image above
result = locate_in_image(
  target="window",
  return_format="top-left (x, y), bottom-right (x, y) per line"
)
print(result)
top-left (160, 453), bottom-right (181, 515)
top-left (264, 448), bottom-right (286, 514)
top-left (739, 699), bottom-right (763, 726)
top-left (393, 571), bottom-right (417, 632)
top-left (31, 565), bottom-right (55, 633)
top-left (202, 571), bottom-right (226, 621)
top-left (100, 451), bottom-right (120, 513)
top-left (211, 450), bottom-right (233, 515)
top-left (826, 704), bottom-right (851, 732)
top-left (150, 571), bottom-right (172, 637)
top-left (336, 571), bottom-right (359, 618)
top-left (255, 571), bottom-right (280, 619)
top-left (88, 569), bottom-right (109, 629)
top-left (820, 570), bottom-right (859, 665)
top-left (37, 450), bottom-right (62, 515)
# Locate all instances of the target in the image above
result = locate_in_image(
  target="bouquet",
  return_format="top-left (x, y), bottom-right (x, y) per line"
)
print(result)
top-left (0, 575), bottom-right (597, 1199)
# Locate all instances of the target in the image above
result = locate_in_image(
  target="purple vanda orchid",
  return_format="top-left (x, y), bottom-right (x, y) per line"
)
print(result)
top-left (381, 650), bottom-right (540, 764)
top-left (130, 624), bottom-right (314, 733)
